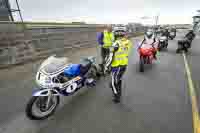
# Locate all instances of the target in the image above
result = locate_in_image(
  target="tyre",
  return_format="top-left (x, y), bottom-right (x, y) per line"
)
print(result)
top-left (157, 46), bottom-right (160, 51)
top-left (184, 48), bottom-right (188, 53)
top-left (165, 42), bottom-right (168, 49)
top-left (90, 65), bottom-right (100, 80)
top-left (161, 42), bottom-right (165, 50)
top-left (26, 96), bottom-right (60, 120)
top-left (158, 43), bottom-right (161, 51)
top-left (139, 57), bottom-right (144, 72)
top-left (176, 48), bottom-right (180, 53)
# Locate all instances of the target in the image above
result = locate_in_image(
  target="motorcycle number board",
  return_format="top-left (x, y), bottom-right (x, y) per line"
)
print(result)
top-left (64, 76), bottom-right (82, 93)
top-left (65, 82), bottom-right (78, 93)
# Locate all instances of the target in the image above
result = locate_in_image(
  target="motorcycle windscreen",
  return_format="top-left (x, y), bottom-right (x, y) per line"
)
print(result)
top-left (141, 44), bottom-right (153, 49)
top-left (40, 56), bottom-right (69, 74)
top-left (160, 36), bottom-right (167, 40)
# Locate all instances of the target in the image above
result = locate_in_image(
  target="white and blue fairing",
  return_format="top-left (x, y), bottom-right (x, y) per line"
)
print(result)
top-left (39, 55), bottom-right (70, 75)
top-left (35, 55), bottom-right (70, 89)
top-left (33, 55), bottom-right (95, 96)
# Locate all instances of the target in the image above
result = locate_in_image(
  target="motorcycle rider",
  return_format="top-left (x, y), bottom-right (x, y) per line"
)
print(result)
top-left (171, 27), bottom-right (176, 36)
top-left (104, 30), bottom-right (132, 103)
top-left (97, 25), bottom-right (115, 72)
top-left (185, 29), bottom-right (195, 48)
top-left (139, 29), bottom-right (157, 59)
top-left (161, 28), bottom-right (169, 39)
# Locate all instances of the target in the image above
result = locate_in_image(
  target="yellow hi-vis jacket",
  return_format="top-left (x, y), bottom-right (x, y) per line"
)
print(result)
top-left (103, 30), bottom-right (114, 48)
top-left (111, 38), bottom-right (132, 67)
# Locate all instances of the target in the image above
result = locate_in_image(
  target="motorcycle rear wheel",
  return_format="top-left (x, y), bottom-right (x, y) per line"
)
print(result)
top-left (184, 48), bottom-right (188, 53)
top-left (26, 96), bottom-right (60, 120)
top-left (158, 44), bottom-right (162, 51)
top-left (89, 65), bottom-right (100, 80)
top-left (176, 48), bottom-right (181, 53)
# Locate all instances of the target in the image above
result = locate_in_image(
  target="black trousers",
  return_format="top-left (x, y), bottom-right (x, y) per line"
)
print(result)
top-left (99, 47), bottom-right (110, 71)
top-left (101, 47), bottom-right (110, 64)
top-left (110, 66), bottom-right (127, 98)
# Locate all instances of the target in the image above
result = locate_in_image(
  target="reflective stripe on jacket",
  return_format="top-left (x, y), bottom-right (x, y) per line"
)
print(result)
top-left (111, 38), bottom-right (132, 67)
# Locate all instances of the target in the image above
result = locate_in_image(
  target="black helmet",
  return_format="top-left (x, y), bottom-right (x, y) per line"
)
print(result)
top-left (188, 28), bottom-right (193, 32)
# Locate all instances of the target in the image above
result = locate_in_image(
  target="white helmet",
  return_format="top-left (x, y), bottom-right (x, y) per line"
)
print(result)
top-left (114, 30), bottom-right (126, 38)
top-left (145, 29), bottom-right (153, 38)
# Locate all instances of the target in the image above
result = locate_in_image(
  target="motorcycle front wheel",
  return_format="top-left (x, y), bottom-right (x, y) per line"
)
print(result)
top-left (139, 57), bottom-right (144, 72)
top-left (158, 43), bottom-right (161, 51)
top-left (26, 96), bottom-right (60, 120)
top-left (165, 42), bottom-right (168, 49)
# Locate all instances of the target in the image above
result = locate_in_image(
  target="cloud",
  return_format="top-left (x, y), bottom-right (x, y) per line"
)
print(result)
top-left (9, 0), bottom-right (199, 24)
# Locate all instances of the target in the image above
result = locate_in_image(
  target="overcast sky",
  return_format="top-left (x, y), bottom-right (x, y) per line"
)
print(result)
top-left (9, 0), bottom-right (200, 24)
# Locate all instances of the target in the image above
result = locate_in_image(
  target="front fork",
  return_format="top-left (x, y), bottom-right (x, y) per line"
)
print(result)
top-left (34, 88), bottom-right (54, 110)
top-left (46, 89), bottom-right (53, 109)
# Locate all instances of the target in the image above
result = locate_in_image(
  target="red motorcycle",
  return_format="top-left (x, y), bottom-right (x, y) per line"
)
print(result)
top-left (138, 45), bottom-right (157, 72)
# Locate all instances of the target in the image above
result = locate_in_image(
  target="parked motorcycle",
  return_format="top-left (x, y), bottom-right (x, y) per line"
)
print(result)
top-left (25, 55), bottom-right (100, 120)
top-left (138, 45), bottom-right (157, 72)
top-left (158, 36), bottom-right (168, 51)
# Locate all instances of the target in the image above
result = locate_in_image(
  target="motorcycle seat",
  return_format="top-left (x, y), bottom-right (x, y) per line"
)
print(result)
top-left (80, 58), bottom-right (91, 67)
top-left (80, 63), bottom-right (91, 76)
top-left (79, 57), bottom-right (94, 75)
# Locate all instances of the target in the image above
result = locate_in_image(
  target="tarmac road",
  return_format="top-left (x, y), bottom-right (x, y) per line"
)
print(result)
top-left (0, 32), bottom-right (195, 133)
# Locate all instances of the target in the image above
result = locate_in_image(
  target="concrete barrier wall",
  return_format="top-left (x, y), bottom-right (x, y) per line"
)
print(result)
top-left (0, 23), bottom-right (144, 68)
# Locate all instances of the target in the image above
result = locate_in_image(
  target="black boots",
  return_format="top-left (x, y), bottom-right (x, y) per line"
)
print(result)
top-left (118, 80), bottom-right (122, 97)
top-left (112, 80), bottom-right (122, 103)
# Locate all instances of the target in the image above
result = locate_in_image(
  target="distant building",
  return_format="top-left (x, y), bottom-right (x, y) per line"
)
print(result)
top-left (71, 22), bottom-right (86, 24)
top-left (0, 0), bottom-right (12, 21)
top-left (113, 25), bottom-right (127, 32)
top-left (127, 23), bottom-right (144, 33)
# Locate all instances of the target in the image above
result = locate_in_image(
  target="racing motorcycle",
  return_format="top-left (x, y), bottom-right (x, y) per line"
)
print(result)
top-left (25, 55), bottom-right (100, 120)
top-left (138, 45), bottom-right (157, 72)
top-left (158, 36), bottom-right (168, 51)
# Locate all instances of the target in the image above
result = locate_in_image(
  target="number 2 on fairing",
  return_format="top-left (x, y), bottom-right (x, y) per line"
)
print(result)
top-left (65, 82), bottom-right (78, 93)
